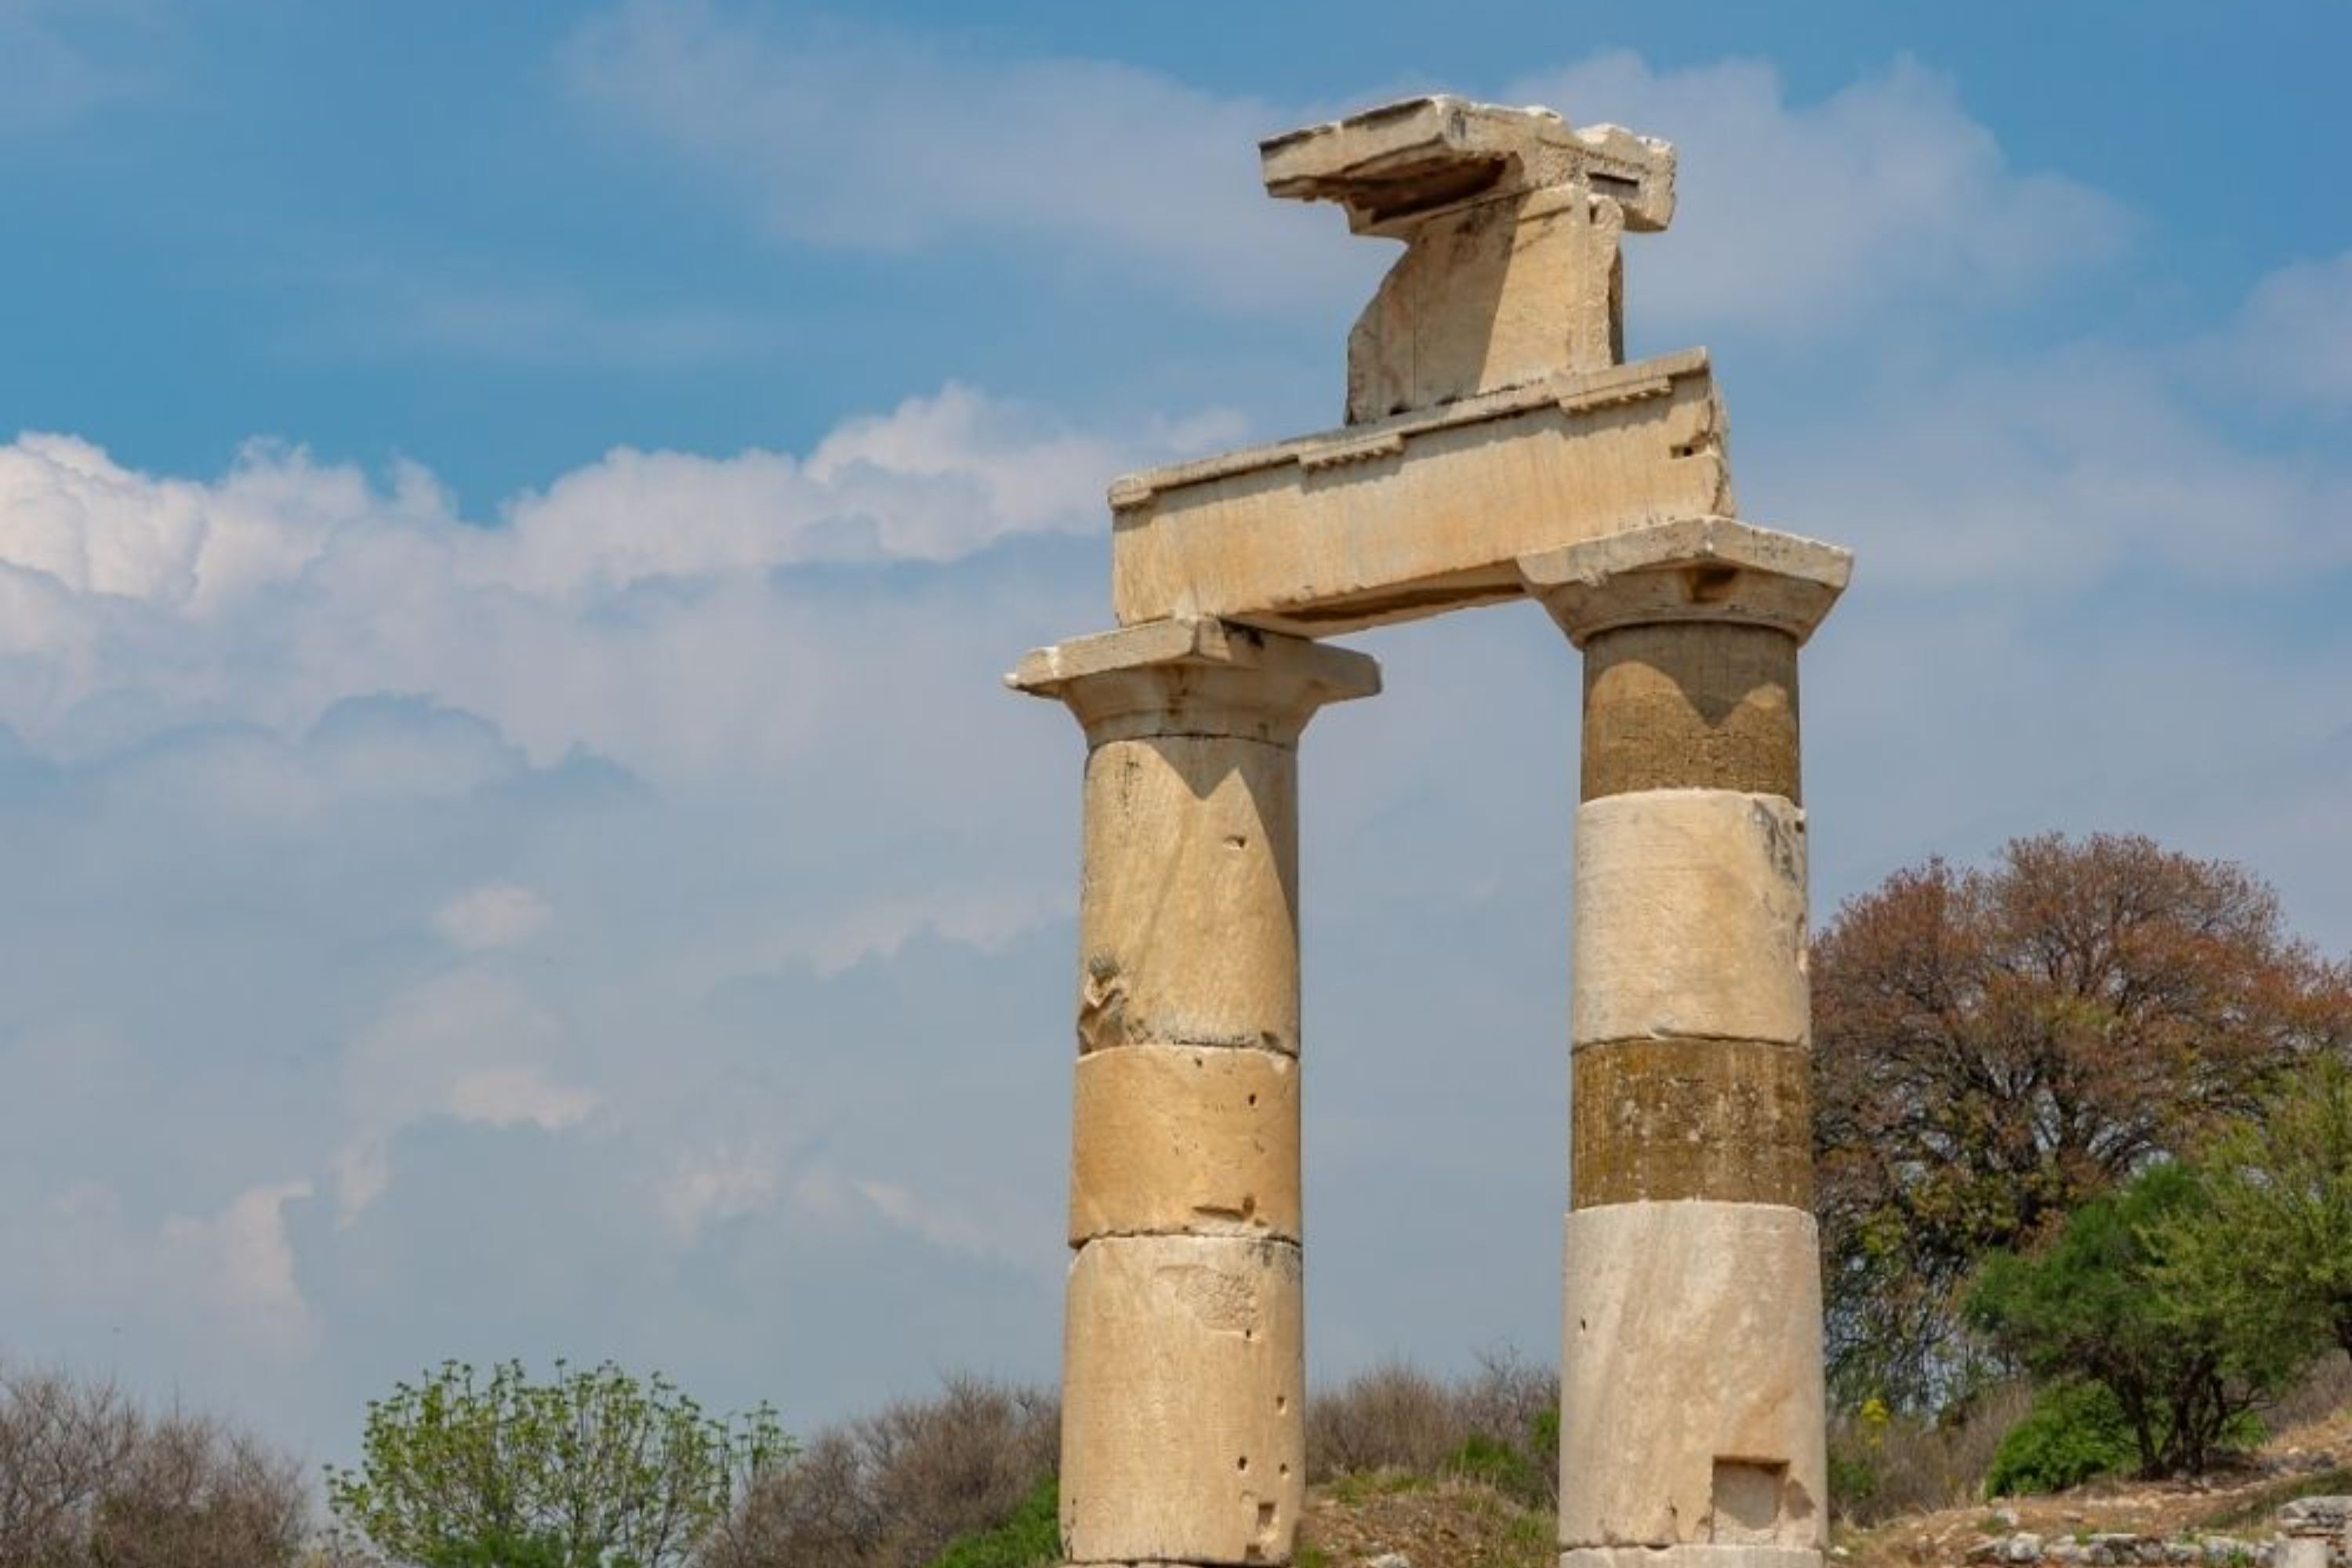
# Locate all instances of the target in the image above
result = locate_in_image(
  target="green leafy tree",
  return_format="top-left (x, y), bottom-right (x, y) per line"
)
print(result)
top-left (2157, 1055), bottom-right (2352, 1360)
top-left (1812, 832), bottom-right (2352, 1410)
top-left (1969, 1163), bottom-right (2313, 1478)
top-left (325, 1359), bottom-right (787, 1568)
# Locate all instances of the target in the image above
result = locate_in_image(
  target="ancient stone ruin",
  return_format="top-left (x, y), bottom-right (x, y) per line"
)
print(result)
top-left (1009, 94), bottom-right (1853, 1568)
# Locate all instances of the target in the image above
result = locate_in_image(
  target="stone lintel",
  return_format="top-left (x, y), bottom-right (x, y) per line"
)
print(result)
top-left (1110, 350), bottom-right (1730, 635)
top-left (1261, 95), bottom-right (1675, 236)
top-left (1521, 516), bottom-right (1851, 648)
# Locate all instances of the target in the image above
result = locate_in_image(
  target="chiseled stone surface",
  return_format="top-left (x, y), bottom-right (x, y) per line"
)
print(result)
top-left (1341, 182), bottom-right (1626, 421)
top-left (1522, 515), bottom-right (1851, 648)
top-left (1108, 351), bottom-right (1730, 636)
top-left (1581, 621), bottom-right (1800, 802)
top-left (1260, 96), bottom-right (1675, 235)
top-left (1573, 790), bottom-right (1809, 1048)
top-left (1559, 1201), bottom-right (1827, 1552)
top-left (1062, 1236), bottom-right (1305, 1566)
top-left (1261, 96), bottom-right (1673, 422)
top-left (1571, 1038), bottom-right (1812, 1208)
top-left (1563, 1547), bottom-right (1822, 1568)
top-left (1070, 1044), bottom-right (1300, 1245)
top-left (1009, 616), bottom-right (1381, 746)
top-left (1080, 734), bottom-right (1301, 1054)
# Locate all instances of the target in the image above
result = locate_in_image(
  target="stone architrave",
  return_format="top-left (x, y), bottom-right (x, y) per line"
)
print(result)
top-left (1008, 617), bottom-right (1379, 1567)
top-left (1009, 93), bottom-right (1857, 1568)
top-left (1521, 517), bottom-right (1849, 1568)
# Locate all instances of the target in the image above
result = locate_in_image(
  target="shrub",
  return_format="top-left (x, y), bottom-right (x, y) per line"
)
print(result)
top-left (1828, 1381), bottom-right (2031, 1523)
top-left (924, 1475), bottom-right (1060, 1568)
top-left (1984, 1381), bottom-right (2140, 1497)
top-left (1970, 1163), bottom-right (2315, 1476)
top-left (703, 1376), bottom-right (1058, 1568)
top-left (1308, 1350), bottom-right (1558, 1511)
top-left (325, 1359), bottom-right (782, 1568)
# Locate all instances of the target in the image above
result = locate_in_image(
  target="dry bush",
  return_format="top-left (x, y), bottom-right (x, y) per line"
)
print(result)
top-left (1828, 1380), bottom-right (2034, 1524)
top-left (2267, 1353), bottom-right (2352, 1435)
top-left (1308, 1351), bottom-right (1559, 1509)
top-left (0, 1365), bottom-right (307, 1568)
top-left (703, 1375), bottom-right (1057, 1568)
top-left (1308, 1362), bottom-right (1465, 1480)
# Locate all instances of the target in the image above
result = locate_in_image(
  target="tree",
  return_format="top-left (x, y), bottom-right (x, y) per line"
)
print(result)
top-left (2157, 1054), bottom-right (2352, 1360)
top-left (1812, 832), bottom-right (2352, 1410)
top-left (1968, 1162), bottom-right (2313, 1478)
top-left (325, 1360), bottom-right (786, 1568)
top-left (0, 1363), bottom-right (309, 1568)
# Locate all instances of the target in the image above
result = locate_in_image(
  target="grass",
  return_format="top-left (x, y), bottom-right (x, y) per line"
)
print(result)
top-left (2196, 1466), bottom-right (2352, 1533)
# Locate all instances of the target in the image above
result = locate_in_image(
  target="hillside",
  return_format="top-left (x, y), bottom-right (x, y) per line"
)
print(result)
top-left (1293, 1402), bottom-right (2352, 1568)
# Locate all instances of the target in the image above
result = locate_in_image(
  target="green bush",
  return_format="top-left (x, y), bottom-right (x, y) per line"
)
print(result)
top-left (924, 1475), bottom-right (1059, 1568)
top-left (1969, 1163), bottom-right (2314, 1477)
top-left (1984, 1381), bottom-right (2138, 1497)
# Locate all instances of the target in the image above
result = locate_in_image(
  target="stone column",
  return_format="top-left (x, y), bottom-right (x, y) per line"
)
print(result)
top-left (1519, 517), bottom-right (1851, 1568)
top-left (1008, 616), bottom-right (1380, 1568)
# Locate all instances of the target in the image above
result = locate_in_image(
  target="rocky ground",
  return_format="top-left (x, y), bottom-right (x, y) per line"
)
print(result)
top-left (1293, 1406), bottom-right (2352, 1568)
top-left (1296, 1472), bottom-right (1551, 1568)
top-left (1841, 1403), bottom-right (2352, 1568)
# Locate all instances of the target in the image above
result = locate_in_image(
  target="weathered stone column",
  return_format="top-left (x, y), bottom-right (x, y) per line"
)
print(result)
top-left (1008, 616), bottom-right (1380, 1568)
top-left (1519, 517), bottom-right (1851, 1568)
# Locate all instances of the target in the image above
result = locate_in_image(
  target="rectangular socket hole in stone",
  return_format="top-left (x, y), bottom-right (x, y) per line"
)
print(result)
top-left (1710, 1457), bottom-right (1788, 1544)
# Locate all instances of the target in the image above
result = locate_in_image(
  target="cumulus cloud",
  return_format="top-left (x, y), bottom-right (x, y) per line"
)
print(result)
top-left (0, 383), bottom-right (1222, 776)
top-left (2210, 249), bottom-right (2352, 410)
top-left (1507, 53), bottom-right (2128, 339)
top-left (332, 970), bottom-right (595, 1221)
top-left (434, 882), bottom-right (554, 949)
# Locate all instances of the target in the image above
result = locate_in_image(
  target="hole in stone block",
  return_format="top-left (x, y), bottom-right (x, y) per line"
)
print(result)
top-left (1683, 564), bottom-right (1741, 604)
top-left (1710, 1457), bottom-right (1789, 1544)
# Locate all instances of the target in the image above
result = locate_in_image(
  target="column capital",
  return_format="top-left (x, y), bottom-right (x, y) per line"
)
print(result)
top-left (1519, 516), bottom-right (1852, 648)
top-left (1007, 616), bottom-right (1381, 745)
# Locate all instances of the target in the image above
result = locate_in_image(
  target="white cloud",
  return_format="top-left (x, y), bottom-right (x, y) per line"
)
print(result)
top-left (158, 1180), bottom-right (318, 1352)
top-left (660, 1142), bottom-right (781, 1240)
top-left (1757, 339), bottom-right (2352, 592)
top-left (2212, 249), bottom-right (2352, 409)
top-left (557, 0), bottom-right (1368, 309)
top-left (27, 1178), bottom-right (318, 1356)
top-left (561, 10), bottom-right (2122, 338)
top-left (0, 0), bottom-right (156, 136)
top-left (1507, 53), bottom-right (2128, 339)
top-left (0, 383), bottom-right (1217, 778)
top-left (333, 970), bottom-right (594, 1221)
top-left (434, 882), bottom-right (554, 949)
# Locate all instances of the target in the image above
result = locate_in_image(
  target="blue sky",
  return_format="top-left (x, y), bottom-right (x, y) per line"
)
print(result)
top-left (1, 0), bottom-right (2348, 1472)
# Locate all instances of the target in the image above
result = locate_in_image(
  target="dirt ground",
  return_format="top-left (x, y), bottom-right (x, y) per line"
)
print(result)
top-left (1842, 1403), bottom-right (2352, 1568)
top-left (1297, 1473), bottom-right (1552, 1568)
top-left (1294, 1403), bottom-right (2352, 1568)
